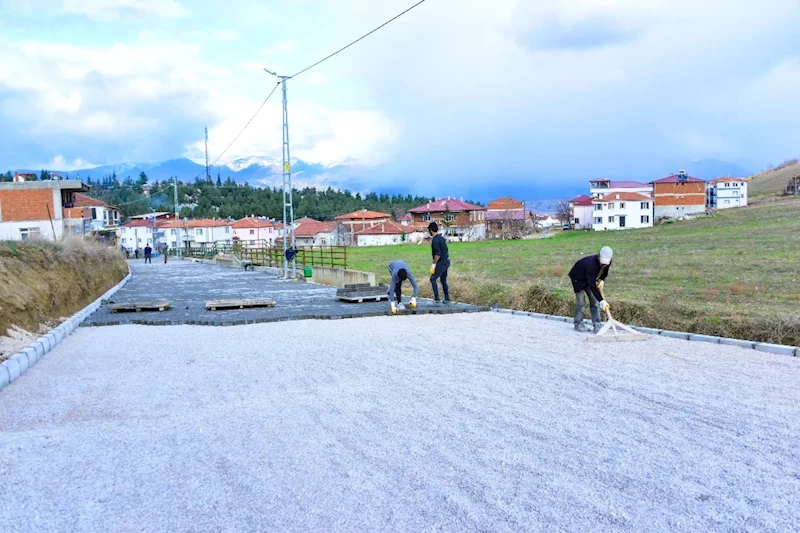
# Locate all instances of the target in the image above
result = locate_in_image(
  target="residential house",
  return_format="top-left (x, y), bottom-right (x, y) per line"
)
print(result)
top-left (232, 217), bottom-right (278, 246)
top-left (335, 209), bottom-right (392, 233)
top-left (707, 177), bottom-right (749, 209)
top-left (589, 179), bottom-right (653, 199)
top-left (535, 214), bottom-right (563, 229)
top-left (650, 170), bottom-right (706, 219)
top-left (73, 193), bottom-right (121, 231)
top-left (13, 172), bottom-right (37, 182)
top-left (787, 175), bottom-right (800, 195)
top-left (355, 221), bottom-right (421, 247)
top-left (407, 198), bottom-right (486, 241)
top-left (184, 219), bottom-right (233, 248)
top-left (120, 219), bottom-right (157, 252)
top-left (294, 219), bottom-right (340, 246)
top-left (0, 179), bottom-right (91, 241)
top-left (567, 195), bottom-right (594, 229)
top-left (128, 211), bottom-right (172, 221)
top-left (485, 197), bottom-right (533, 238)
top-left (398, 214), bottom-right (413, 226)
top-left (592, 192), bottom-right (654, 231)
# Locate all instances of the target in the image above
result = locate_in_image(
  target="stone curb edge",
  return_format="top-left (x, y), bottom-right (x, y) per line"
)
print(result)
top-left (490, 308), bottom-right (800, 357)
top-left (0, 270), bottom-right (134, 393)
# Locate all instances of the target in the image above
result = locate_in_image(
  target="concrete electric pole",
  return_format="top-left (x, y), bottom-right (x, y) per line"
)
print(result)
top-left (264, 68), bottom-right (296, 278)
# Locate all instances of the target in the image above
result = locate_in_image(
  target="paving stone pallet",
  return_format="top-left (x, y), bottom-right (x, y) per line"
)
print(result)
top-left (108, 301), bottom-right (172, 313)
top-left (206, 298), bottom-right (276, 311)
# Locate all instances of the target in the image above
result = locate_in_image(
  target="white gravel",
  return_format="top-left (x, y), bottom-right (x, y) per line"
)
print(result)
top-left (1, 313), bottom-right (799, 532)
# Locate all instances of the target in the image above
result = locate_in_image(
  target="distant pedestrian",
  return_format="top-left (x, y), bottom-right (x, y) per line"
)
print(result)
top-left (428, 222), bottom-right (450, 304)
top-left (144, 244), bottom-right (152, 264)
top-left (568, 246), bottom-right (612, 333)
top-left (163, 244), bottom-right (169, 263)
top-left (134, 248), bottom-right (140, 259)
top-left (387, 259), bottom-right (418, 314)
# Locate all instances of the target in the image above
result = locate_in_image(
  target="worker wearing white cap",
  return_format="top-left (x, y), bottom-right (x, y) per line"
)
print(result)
top-left (567, 246), bottom-right (613, 333)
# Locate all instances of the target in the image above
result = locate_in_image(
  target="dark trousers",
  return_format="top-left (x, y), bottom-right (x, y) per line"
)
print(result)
top-left (144, 255), bottom-right (152, 264)
top-left (392, 281), bottom-right (403, 303)
top-left (430, 261), bottom-right (450, 301)
top-left (573, 289), bottom-right (601, 326)
top-left (164, 253), bottom-right (168, 264)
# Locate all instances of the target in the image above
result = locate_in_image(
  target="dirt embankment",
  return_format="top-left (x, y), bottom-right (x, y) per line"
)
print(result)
top-left (0, 238), bottom-right (128, 360)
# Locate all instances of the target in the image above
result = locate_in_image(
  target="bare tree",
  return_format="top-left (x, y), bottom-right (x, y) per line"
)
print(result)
top-left (556, 201), bottom-right (572, 229)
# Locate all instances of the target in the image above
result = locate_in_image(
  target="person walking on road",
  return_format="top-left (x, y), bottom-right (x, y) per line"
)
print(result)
top-left (144, 244), bottom-right (152, 264)
top-left (387, 259), bottom-right (418, 314)
top-left (568, 246), bottom-right (613, 333)
top-left (428, 222), bottom-right (450, 304)
top-left (162, 244), bottom-right (169, 264)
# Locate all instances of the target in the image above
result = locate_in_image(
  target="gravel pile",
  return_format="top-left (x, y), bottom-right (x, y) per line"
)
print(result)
top-left (1, 313), bottom-right (798, 531)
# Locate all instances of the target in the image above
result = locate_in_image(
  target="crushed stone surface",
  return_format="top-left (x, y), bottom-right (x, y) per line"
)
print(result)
top-left (1, 313), bottom-right (799, 532)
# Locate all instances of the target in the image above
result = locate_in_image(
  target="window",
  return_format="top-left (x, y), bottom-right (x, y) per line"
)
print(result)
top-left (225, 227), bottom-right (230, 234)
top-left (640, 202), bottom-right (650, 209)
top-left (594, 217), bottom-right (603, 224)
top-left (249, 229), bottom-right (255, 235)
top-left (196, 229), bottom-right (203, 235)
top-left (724, 200), bottom-right (730, 204)
top-left (574, 218), bottom-right (579, 224)
top-left (608, 216), bottom-right (616, 223)
top-left (619, 202), bottom-right (625, 209)
top-left (595, 204), bottom-right (603, 211)
top-left (170, 229), bottom-right (176, 235)
top-left (641, 215), bottom-right (650, 223)
top-left (421, 213), bottom-right (431, 222)
top-left (121, 238), bottom-right (126, 244)
top-left (91, 207), bottom-right (97, 219)
top-left (444, 213), bottom-right (456, 222)
top-left (608, 203), bottom-right (615, 209)
top-left (20, 227), bottom-right (41, 240)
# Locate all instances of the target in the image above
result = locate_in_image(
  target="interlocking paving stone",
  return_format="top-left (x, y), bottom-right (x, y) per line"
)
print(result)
top-left (82, 260), bottom-right (486, 327)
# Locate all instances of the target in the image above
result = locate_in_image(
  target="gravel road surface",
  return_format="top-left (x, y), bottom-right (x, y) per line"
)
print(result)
top-left (1, 313), bottom-right (798, 532)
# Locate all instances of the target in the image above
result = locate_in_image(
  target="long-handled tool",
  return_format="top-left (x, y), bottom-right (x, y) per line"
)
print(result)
top-left (588, 286), bottom-right (648, 343)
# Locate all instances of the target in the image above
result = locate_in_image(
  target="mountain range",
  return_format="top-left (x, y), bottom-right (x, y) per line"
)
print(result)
top-left (9, 156), bottom-right (756, 204)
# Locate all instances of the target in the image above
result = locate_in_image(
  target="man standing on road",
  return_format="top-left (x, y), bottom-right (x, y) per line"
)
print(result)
top-left (144, 244), bottom-right (152, 264)
top-left (428, 222), bottom-right (450, 304)
top-left (162, 244), bottom-right (169, 264)
top-left (568, 246), bottom-right (613, 333)
top-left (388, 259), bottom-right (418, 314)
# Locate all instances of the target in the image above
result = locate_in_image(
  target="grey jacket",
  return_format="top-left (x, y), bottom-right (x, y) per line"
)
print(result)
top-left (388, 260), bottom-right (419, 298)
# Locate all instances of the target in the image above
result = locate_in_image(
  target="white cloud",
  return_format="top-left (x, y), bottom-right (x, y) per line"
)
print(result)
top-left (62, 0), bottom-right (189, 20)
top-left (37, 155), bottom-right (99, 171)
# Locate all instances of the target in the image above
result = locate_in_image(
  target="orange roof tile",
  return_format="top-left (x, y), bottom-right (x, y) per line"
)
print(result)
top-left (73, 193), bottom-right (111, 208)
top-left (597, 192), bottom-right (653, 202)
top-left (232, 217), bottom-right (274, 229)
top-left (336, 209), bottom-right (392, 221)
top-left (355, 221), bottom-right (410, 236)
top-left (294, 220), bottom-right (337, 237)
top-left (487, 197), bottom-right (524, 210)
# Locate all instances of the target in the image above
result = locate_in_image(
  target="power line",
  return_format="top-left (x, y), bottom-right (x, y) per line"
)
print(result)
top-left (290, 0), bottom-right (428, 79)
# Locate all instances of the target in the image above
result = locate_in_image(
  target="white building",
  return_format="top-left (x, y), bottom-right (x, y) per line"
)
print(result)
top-left (355, 221), bottom-right (422, 247)
top-left (185, 219), bottom-right (233, 247)
top-left (567, 195), bottom-right (594, 229)
top-left (73, 193), bottom-right (120, 231)
top-left (590, 179), bottom-right (653, 199)
top-left (232, 217), bottom-right (278, 246)
top-left (592, 192), bottom-right (654, 231)
top-left (120, 220), bottom-right (156, 252)
top-left (294, 220), bottom-right (340, 246)
top-left (707, 177), bottom-right (748, 209)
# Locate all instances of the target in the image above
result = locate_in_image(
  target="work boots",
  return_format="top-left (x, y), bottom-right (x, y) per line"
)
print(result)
top-left (574, 323), bottom-right (590, 333)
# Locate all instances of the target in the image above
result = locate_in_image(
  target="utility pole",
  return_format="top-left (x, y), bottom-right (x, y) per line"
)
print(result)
top-left (174, 177), bottom-right (181, 258)
top-left (265, 68), bottom-right (296, 278)
top-left (204, 126), bottom-right (211, 183)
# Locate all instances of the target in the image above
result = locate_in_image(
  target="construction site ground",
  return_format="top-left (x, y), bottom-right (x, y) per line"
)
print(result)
top-left (1, 262), bottom-right (798, 531)
top-left (83, 259), bottom-right (483, 326)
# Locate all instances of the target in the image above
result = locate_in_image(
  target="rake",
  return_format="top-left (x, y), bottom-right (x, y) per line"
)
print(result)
top-left (588, 286), bottom-right (649, 343)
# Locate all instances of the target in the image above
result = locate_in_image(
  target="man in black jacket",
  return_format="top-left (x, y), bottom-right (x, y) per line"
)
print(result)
top-left (568, 246), bottom-right (613, 333)
top-left (428, 222), bottom-right (450, 303)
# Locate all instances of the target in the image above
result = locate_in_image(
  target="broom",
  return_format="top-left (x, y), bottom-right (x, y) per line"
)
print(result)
top-left (588, 285), bottom-right (649, 343)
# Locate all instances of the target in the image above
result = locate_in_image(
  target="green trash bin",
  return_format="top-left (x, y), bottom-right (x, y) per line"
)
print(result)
top-left (303, 266), bottom-right (313, 278)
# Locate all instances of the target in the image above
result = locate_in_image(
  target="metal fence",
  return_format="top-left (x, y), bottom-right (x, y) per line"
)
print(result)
top-left (181, 240), bottom-right (347, 269)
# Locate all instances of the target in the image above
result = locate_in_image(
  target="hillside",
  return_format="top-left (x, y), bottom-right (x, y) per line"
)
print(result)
top-left (0, 239), bottom-right (128, 361)
top-left (749, 160), bottom-right (800, 196)
top-left (347, 199), bottom-right (800, 345)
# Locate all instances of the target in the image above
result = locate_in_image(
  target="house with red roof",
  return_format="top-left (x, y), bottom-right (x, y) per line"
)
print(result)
top-left (407, 197), bottom-right (486, 241)
top-left (232, 216), bottom-right (278, 246)
top-left (706, 177), bottom-right (748, 210)
top-left (591, 192), bottom-right (654, 231)
top-left (650, 170), bottom-right (706, 219)
top-left (73, 193), bottom-right (120, 231)
top-left (567, 195), bottom-right (594, 230)
top-left (335, 209), bottom-right (392, 233)
top-left (294, 219), bottom-right (342, 246)
top-left (354, 221), bottom-right (423, 247)
top-left (485, 197), bottom-right (533, 238)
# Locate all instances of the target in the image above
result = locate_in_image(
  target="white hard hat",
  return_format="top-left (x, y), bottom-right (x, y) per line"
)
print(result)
top-left (599, 246), bottom-right (613, 264)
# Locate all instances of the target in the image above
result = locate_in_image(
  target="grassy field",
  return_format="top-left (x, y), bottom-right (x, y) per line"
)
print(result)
top-left (346, 198), bottom-right (800, 345)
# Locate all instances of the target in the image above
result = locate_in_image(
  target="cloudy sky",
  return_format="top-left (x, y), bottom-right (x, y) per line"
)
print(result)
top-left (1, 0), bottom-right (799, 194)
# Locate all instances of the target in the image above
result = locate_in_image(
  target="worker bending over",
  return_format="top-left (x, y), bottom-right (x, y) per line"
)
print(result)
top-left (428, 222), bottom-right (450, 304)
top-left (388, 259), bottom-right (418, 314)
top-left (568, 246), bottom-right (613, 333)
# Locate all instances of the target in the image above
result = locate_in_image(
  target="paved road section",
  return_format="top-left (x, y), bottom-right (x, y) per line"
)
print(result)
top-left (82, 259), bottom-right (484, 326)
top-left (1, 313), bottom-right (798, 532)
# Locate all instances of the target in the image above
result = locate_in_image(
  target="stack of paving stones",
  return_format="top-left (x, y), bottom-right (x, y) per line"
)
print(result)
top-left (336, 283), bottom-right (390, 302)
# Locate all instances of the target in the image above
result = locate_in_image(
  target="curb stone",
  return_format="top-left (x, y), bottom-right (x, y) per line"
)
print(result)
top-left (0, 270), bottom-right (132, 393)
top-left (489, 307), bottom-right (799, 357)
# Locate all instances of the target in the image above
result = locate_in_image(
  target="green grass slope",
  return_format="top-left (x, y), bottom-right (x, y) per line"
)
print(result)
top-left (346, 199), bottom-right (800, 345)
top-left (749, 160), bottom-right (800, 196)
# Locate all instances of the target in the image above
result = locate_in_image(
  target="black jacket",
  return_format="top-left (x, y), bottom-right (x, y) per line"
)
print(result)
top-left (568, 254), bottom-right (610, 301)
top-left (431, 234), bottom-right (449, 264)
